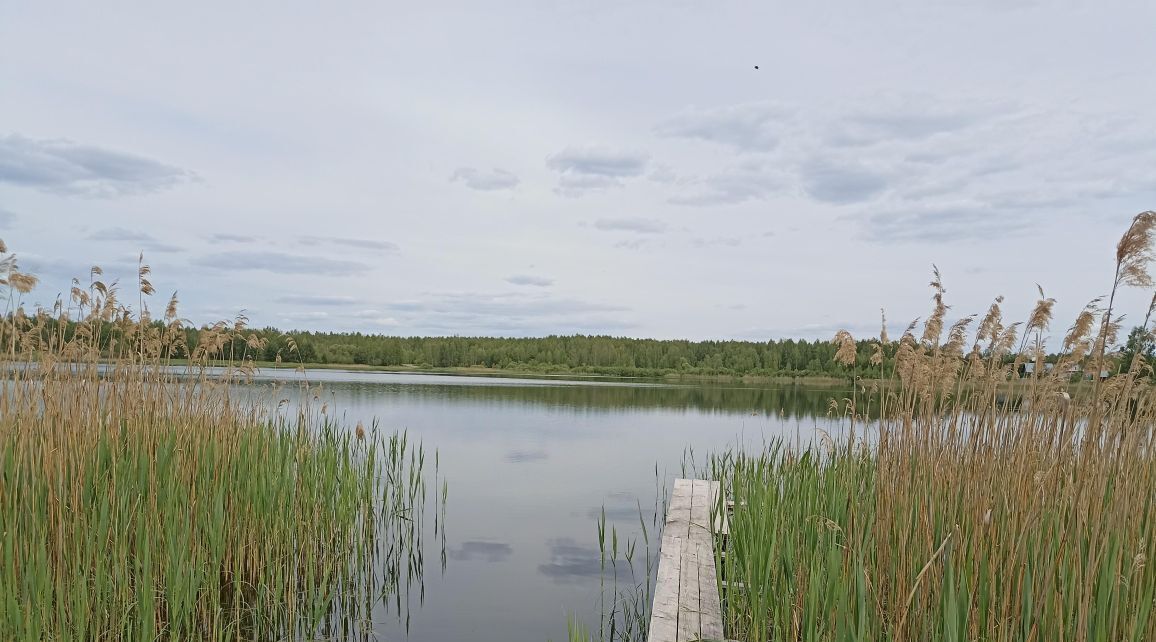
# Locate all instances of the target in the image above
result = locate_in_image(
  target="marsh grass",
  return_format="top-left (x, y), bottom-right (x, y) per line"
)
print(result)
top-left (0, 250), bottom-right (441, 640)
top-left (567, 211), bottom-right (1156, 642)
top-left (708, 212), bottom-right (1156, 641)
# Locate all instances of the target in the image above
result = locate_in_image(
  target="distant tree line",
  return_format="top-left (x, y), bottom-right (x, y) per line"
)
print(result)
top-left (196, 324), bottom-right (1154, 381)
top-left (182, 328), bottom-right (895, 379)
top-left (32, 315), bottom-right (1148, 380)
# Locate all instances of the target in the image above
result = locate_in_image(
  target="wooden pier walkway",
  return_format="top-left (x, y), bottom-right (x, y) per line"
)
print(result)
top-left (647, 478), bottom-right (728, 642)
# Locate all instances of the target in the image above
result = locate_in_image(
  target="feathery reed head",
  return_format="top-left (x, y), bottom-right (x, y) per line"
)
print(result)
top-left (1026, 285), bottom-right (1056, 334)
top-left (1116, 210), bottom-right (1156, 287)
top-left (832, 330), bottom-right (857, 367)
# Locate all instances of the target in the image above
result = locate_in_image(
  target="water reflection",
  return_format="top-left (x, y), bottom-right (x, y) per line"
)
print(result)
top-left (587, 505), bottom-right (651, 522)
top-left (449, 541), bottom-right (514, 563)
top-left (538, 539), bottom-right (605, 583)
top-left (312, 378), bottom-right (851, 418)
top-left (505, 448), bottom-right (550, 463)
top-left (198, 370), bottom-right (846, 642)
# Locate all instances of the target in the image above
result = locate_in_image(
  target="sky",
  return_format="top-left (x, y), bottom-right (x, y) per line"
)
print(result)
top-left (1, 0), bottom-right (1155, 342)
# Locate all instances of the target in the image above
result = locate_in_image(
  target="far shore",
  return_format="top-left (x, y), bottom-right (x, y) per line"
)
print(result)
top-left (160, 359), bottom-right (855, 387)
top-left (52, 359), bottom-right (1102, 392)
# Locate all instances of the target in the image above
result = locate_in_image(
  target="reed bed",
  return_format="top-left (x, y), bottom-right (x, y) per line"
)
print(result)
top-left (709, 212), bottom-right (1156, 641)
top-left (0, 248), bottom-right (441, 641)
top-left (566, 211), bottom-right (1156, 642)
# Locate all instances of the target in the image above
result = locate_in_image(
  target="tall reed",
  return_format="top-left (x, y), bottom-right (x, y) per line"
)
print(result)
top-left (0, 249), bottom-right (439, 640)
top-left (712, 211), bottom-right (1156, 641)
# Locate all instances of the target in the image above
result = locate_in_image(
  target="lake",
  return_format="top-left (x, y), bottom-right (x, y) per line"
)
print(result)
top-left (229, 369), bottom-right (851, 642)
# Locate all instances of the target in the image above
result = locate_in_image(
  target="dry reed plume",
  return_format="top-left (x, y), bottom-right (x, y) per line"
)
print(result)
top-left (714, 211), bottom-right (1156, 642)
top-left (0, 249), bottom-right (439, 640)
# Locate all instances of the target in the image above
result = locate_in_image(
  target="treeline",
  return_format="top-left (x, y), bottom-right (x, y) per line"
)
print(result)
top-left (33, 314), bottom-right (1137, 380)
top-left (187, 329), bottom-right (893, 379)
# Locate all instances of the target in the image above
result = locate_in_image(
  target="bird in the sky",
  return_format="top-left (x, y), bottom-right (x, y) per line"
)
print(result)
top-left (754, 65), bottom-right (759, 70)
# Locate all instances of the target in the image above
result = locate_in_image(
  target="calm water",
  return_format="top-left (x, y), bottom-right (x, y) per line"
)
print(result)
top-left (230, 369), bottom-right (850, 642)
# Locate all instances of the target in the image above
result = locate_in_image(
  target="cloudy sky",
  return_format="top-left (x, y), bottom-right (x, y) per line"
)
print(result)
top-left (2, 1), bottom-right (1155, 341)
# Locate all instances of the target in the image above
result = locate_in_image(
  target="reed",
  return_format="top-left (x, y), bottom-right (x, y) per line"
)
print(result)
top-left (0, 250), bottom-right (439, 640)
top-left (711, 211), bottom-right (1156, 641)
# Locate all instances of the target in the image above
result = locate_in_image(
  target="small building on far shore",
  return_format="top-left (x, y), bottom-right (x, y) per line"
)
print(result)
top-left (1021, 362), bottom-right (1055, 376)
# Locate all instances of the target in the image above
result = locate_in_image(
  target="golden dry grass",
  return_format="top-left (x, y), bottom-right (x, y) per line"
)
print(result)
top-left (714, 211), bottom-right (1156, 642)
top-left (0, 250), bottom-right (436, 640)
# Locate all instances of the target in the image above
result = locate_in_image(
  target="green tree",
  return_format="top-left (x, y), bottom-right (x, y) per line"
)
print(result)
top-left (1119, 325), bottom-right (1156, 377)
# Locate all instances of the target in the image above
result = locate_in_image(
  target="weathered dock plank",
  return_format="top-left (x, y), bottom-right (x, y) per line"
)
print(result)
top-left (647, 478), bottom-right (725, 642)
top-left (648, 536), bottom-right (682, 642)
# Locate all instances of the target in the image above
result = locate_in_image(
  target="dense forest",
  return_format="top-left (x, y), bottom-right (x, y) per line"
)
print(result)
top-left (31, 315), bottom-right (1147, 380)
top-left (185, 327), bottom-right (900, 379)
top-left (179, 324), bottom-right (1147, 380)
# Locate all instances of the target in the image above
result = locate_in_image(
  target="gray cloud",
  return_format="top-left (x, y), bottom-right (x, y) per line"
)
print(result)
top-left (208, 233), bottom-right (258, 243)
top-left (274, 294), bottom-right (358, 305)
top-left (825, 100), bottom-right (996, 147)
top-left (592, 217), bottom-right (667, 234)
top-left (87, 227), bottom-right (183, 253)
top-left (411, 317), bottom-right (636, 337)
top-left (691, 236), bottom-right (742, 248)
top-left (731, 321), bottom-right (888, 342)
top-left (0, 134), bottom-right (195, 197)
top-left (326, 237), bottom-right (399, 251)
top-left (450, 167), bottom-right (520, 191)
top-left (450, 541), bottom-right (513, 563)
top-left (279, 310), bottom-right (332, 322)
top-left (656, 102), bottom-right (789, 151)
top-left (668, 161), bottom-right (787, 206)
top-left (88, 227), bottom-right (152, 242)
top-left (302, 237), bottom-right (399, 252)
top-left (10, 2), bottom-right (1156, 342)
top-left (547, 146), bottom-right (649, 196)
top-left (862, 203), bottom-right (1035, 243)
top-left (833, 107), bottom-right (1156, 243)
top-left (192, 251), bottom-right (371, 276)
top-left (349, 309), bottom-right (400, 326)
top-left (799, 159), bottom-right (889, 204)
top-left (555, 173), bottom-right (620, 195)
top-left (648, 164), bottom-right (679, 184)
top-left (506, 274), bottom-right (554, 287)
top-left (0, 209), bottom-right (16, 228)
top-left (356, 291), bottom-right (633, 336)
top-left (613, 238), bottom-right (650, 250)
top-left (385, 292), bottom-right (626, 317)
top-left (21, 256), bottom-right (139, 289)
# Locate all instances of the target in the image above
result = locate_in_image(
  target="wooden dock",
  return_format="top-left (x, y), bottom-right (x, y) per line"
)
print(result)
top-left (647, 478), bottom-right (728, 642)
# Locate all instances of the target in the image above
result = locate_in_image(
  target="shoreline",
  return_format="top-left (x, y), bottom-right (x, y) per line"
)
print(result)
top-left (164, 359), bottom-right (854, 387)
